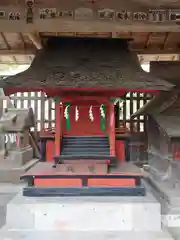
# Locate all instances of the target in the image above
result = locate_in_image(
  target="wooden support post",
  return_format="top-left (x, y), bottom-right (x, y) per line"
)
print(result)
top-left (55, 101), bottom-right (61, 156)
top-left (109, 102), bottom-right (115, 156)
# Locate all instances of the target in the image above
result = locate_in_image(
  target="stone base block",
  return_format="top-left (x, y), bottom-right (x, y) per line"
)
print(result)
top-left (7, 145), bottom-right (34, 166)
top-left (0, 159), bottom-right (38, 183)
top-left (6, 191), bottom-right (161, 231)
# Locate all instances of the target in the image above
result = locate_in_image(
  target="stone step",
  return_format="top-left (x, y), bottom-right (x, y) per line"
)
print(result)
top-left (6, 192), bottom-right (161, 231)
top-left (0, 228), bottom-right (174, 240)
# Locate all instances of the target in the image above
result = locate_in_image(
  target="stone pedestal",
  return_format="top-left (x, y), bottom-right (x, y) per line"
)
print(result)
top-left (0, 158), bottom-right (38, 183)
top-left (6, 145), bottom-right (34, 166)
top-left (0, 138), bottom-right (37, 183)
top-left (0, 189), bottom-right (173, 240)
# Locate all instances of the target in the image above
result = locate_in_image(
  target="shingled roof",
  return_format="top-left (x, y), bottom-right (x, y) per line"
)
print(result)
top-left (0, 37), bottom-right (173, 92)
top-left (153, 112), bottom-right (180, 138)
top-left (132, 61), bottom-right (180, 118)
top-left (131, 90), bottom-right (179, 117)
top-left (132, 61), bottom-right (180, 138)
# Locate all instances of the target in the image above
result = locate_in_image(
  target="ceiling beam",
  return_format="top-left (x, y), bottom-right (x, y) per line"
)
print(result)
top-left (27, 32), bottom-right (43, 50)
top-left (0, 19), bottom-right (180, 32)
top-left (132, 48), bottom-right (180, 55)
top-left (0, 48), bottom-right (179, 56)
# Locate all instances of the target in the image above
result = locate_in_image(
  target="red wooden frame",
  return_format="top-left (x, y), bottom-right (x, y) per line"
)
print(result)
top-left (4, 87), bottom-right (159, 96)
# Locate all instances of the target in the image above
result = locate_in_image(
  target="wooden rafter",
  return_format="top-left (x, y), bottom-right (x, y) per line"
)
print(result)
top-left (145, 32), bottom-right (153, 49)
top-left (163, 32), bottom-right (170, 49)
top-left (19, 33), bottom-right (34, 62)
top-left (0, 32), bottom-right (17, 64)
top-left (19, 33), bottom-right (26, 49)
top-left (27, 32), bottom-right (43, 50)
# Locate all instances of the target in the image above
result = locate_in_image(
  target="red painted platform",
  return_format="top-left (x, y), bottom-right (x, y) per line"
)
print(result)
top-left (21, 162), bottom-right (144, 188)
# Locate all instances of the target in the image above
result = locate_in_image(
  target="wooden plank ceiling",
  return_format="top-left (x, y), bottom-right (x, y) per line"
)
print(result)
top-left (0, 31), bottom-right (179, 65)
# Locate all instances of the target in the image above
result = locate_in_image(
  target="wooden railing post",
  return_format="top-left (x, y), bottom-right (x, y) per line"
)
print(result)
top-left (109, 101), bottom-right (115, 156)
top-left (55, 101), bottom-right (61, 156)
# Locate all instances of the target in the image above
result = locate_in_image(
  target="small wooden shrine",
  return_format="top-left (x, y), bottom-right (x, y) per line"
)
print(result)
top-left (132, 61), bottom-right (180, 187)
top-left (0, 37), bottom-right (173, 196)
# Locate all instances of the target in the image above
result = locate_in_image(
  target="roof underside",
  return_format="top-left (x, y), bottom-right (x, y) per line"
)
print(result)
top-left (132, 61), bottom-right (180, 116)
top-left (0, 37), bottom-right (173, 93)
top-left (0, 32), bottom-right (179, 66)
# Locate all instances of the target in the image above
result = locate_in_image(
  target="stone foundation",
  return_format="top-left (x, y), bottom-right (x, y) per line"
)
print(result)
top-left (0, 187), bottom-right (172, 240)
top-left (5, 191), bottom-right (161, 231)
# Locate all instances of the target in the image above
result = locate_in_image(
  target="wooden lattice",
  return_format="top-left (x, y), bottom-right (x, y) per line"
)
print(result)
top-left (4, 90), bottom-right (152, 133)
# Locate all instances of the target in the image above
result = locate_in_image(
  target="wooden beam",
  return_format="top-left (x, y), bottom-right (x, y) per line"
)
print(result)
top-left (0, 47), bottom-right (179, 56)
top-left (132, 48), bottom-right (180, 55)
top-left (0, 32), bottom-right (17, 63)
top-left (27, 32), bottom-right (43, 50)
top-left (0, 19), bottom-right (180, 32)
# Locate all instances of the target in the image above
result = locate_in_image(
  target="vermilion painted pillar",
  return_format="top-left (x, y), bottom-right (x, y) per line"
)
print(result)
top-left (109, 102), bottom-right (115, 156)
top-left (55, 101), bottom-right (61, 156)
top-left (116, 140), bottom-right (125, 161)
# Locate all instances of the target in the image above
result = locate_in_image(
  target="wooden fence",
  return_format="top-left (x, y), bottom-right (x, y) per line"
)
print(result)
top-left (8, 91), bottom-right (151, 132)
